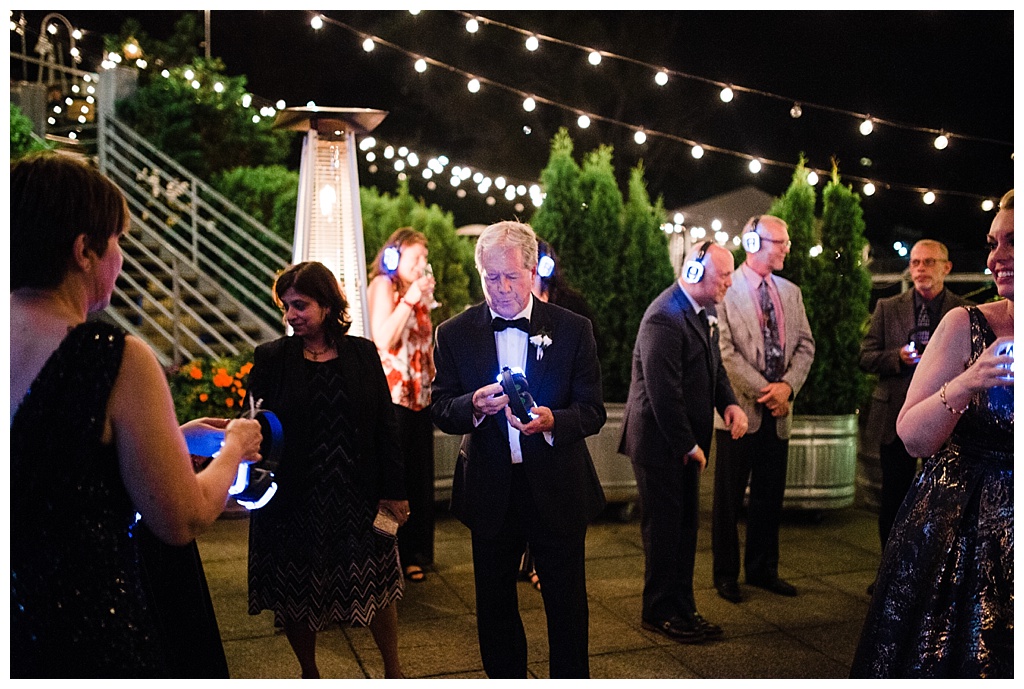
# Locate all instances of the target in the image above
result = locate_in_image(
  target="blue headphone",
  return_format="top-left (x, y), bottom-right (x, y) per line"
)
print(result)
top-left (742, 216), bottom-right (763, 253)
top-left (381, 245), bottom-right (401, 274)
top-left (537, 252), bottom-right (555, 279)
top-left (682, 241), bottom-right (713, 284)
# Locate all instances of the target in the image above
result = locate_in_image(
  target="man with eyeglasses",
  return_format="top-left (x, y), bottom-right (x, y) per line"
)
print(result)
top-left (858, 240), bottom-right (970, 590)
top-left (711, 215), bottom-right (815, 603)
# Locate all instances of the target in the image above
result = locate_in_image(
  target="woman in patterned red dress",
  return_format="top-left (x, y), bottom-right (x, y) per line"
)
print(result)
top-left (368, 228), bottom-right (437, 583)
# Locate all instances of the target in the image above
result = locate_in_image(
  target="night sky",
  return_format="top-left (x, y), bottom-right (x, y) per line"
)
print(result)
top-left (11, 8), bottom-right (1015, 272)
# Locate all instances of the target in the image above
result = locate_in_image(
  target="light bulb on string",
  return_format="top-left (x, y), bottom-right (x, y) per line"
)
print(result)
top-left (859, 117), bottom-right (874, 136)
top-left (409, 9), bottom-right (420, 15)
top-left (634, 129), bottom-right (647, 144)
top-left (467, 78), bottom-right (480, 93)
top-left (588, 50), bottom-right (602, 66)
top-left (577, 114), bottom-right (591, 129)
top-left (522, 96), bottom-right (536, 112)
top-left (362, 37), bottom-right (374, 52)
top-left (923, 191), bottom-right (936, 205)
top-left (863, 182), bottom-right (876, 196)
top-left (748, 159), bottom-right (762, 174)
top-left (310, 14), bottom-right (323, 30)
top-left (691, 145), bottom-right (704, 159)
top-left (276, 99), bottom-right (286, 109)
top-left (981, 199), bottom-right (995, 212)
top-left (934, 133), bottom-right (949, 150)
top-left (654, 70), bottom-right (668, 86)
top-left (466, 18), bottom-right (479, 33)
top-left (807, 171), bottom-right (819, 186)
top-left (414, 58), bottom-right (427, 73)
top-left (525, 35), bottom-right (539, 51)
top-left (790, 102), bottom-right (802, 118)
top-left (720, 86), bottom-right (734, 103)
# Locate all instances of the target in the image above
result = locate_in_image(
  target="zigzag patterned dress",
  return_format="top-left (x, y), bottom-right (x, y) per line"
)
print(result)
top-left (248, 358), bottom-right (403, 629)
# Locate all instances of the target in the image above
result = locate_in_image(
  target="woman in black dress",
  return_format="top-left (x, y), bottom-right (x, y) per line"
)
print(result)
top-left (10, 152), bottom-right (263, 677)
top-left (245, 261), bottom-right (410, 679)
top-left (851, 190), bottom-right (1014, 678)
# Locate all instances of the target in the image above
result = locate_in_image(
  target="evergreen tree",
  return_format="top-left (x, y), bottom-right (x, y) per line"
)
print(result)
top-left (608, 163), bottom-right (674, 401)
top-left (530, 128), bottom-right (584, 276)
top-left (801, 164), bottom-right (873, 415)
top-left (768, 154), bottom-right (818, 292)
top-left (211, 165), bottom-right (298, 242)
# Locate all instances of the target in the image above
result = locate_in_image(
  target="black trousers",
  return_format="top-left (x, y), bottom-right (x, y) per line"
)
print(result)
top-left (712, 415), bottom-right (788, 584)
top-left (877, 437), bottom-right (919, 549)
top-left (632, 458), bottom-right (702, 621)
top-left (470, 464), bottom-right (590, 679)
top-left (394, 404), bottom-right (435, 569)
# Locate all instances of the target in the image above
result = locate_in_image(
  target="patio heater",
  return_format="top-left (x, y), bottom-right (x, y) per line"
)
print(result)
top-left (274, 106), bottom-right (387, 338)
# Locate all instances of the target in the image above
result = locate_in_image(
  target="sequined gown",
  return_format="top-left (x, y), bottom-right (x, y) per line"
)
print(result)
top-left (851, 306), bottom-right (1014, 678)
top-left (10, 322), bottom-right (166, 677)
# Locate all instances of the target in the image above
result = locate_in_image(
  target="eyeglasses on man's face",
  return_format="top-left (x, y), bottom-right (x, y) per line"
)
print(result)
top-left (909, 258), bottom-right (945, 268)
top-left (759, 236), bottom-right (792, 249)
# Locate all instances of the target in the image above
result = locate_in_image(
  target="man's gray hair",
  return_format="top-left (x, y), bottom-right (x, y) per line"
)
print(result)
top-left (475, 220), bottom-right (539, 274)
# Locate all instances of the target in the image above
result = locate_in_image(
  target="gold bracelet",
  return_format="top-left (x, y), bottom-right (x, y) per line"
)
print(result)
top-left (939, 381), bottom-right (969, 415)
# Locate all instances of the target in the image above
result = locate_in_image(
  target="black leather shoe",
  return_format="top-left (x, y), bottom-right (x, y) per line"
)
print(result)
top-left (748, 577), bottom-right (798, 597)
top-left (692, 612), bottom-right (723, 637)
top-left (641, 616), bottom-right (706, 644)
top-left (715, 580), bottom-right (743, 603)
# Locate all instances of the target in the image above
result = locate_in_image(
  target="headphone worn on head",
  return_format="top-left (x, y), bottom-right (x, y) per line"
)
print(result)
top-left (381, 245), bottom-right (401, 274)
top-left (742, 216), bottom-right (763, 253)
top-left (537, 252), bottom-right (555, 279)
top-left (682, 241), bottom-right (713, 284)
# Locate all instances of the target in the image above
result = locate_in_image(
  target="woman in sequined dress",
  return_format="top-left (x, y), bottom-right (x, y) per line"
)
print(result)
top-left (245, 261), bottom-right (410, 678)
top-left (10, 152), bottom-right (263, 677)
top-left (851, 189), bottom-right (1014, 678)
top-left (367, 228), bottom-right (437, 584)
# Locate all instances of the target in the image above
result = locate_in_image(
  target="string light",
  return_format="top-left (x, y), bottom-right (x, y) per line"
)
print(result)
top-left (691, 145), bottom-right (705, 159)
top-left (362, 37), bottom-right (374, 52)
top-left (588, 50), bottom-right (601, 66)
top-left (577, 114), bottom-right (591, 129)
top-left (465, 17), bottom-right (479, 33)
top-left (807, 171), bottom-right (819, 186)
top-left (933, 133), bottom-right (949, 150)
top-left (654, 70), bottom-right (668, 86)
top-left (790, 102), bottom-right (802, 118)
top-left (859, 118), bottom-right (874, 136)
top-left (719, 86), bottom-right (734, 103)
top-left (414, 58), bottom-right (427, 73)
top-left (525, 35), bottom-right (539, 51)
top-left (310, 14), bottom-right (323, 31)
top-left (634, 129), bottom-right (646, 145)
top-left (748, 159), bottom-right (761, 173)
top-left (467, 77), bottom-right (480, 93)
top-left (522, 96), bottom-right (536, 112)
top-left (923, 191), bottom-right (936, 205)
top-left (981, 199), bottom-right (995, 212)
top-left (863, 182), bottom-right (876, 196)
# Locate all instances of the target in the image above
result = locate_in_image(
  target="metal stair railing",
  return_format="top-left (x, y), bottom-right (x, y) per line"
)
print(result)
top-left (99, 114), bottom-right (292, 329)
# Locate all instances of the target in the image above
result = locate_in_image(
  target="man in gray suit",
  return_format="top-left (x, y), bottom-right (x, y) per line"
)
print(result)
top-left (712, 215), bottom-right (815, 603)
top-left (859, 239), bottom-right (970, 559)
top-left (619, 241), bottom-right (748, 644)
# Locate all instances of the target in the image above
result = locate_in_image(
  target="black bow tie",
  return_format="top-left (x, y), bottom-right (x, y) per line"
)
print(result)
top-left (492, 317), bottom-right (530, 333)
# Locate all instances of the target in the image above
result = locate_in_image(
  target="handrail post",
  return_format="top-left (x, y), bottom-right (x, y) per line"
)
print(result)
top-left (190, 174), bottom-right (199, 265)
top-left (172, 256), bottom-right (182, 367)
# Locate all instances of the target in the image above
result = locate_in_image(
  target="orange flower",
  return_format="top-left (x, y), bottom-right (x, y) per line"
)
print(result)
top-left (199, 393), bottom-right (209, 402)
top-left (237, 388), bottom-right (246, 399)
top-left (225, 397), bottom-right (235, 408)
top-left (239, 362), bottom-right (253, 376)
top-left (212, 369), bottom-right (233, 388)
top-left (190, 366), bottom-right (203, 380)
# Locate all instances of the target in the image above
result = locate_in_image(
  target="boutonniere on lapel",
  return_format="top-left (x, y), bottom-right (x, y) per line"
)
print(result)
top-left (706, 315), bottom-right (719, 335)
top-left (529, 328), bottom-right (553, 361)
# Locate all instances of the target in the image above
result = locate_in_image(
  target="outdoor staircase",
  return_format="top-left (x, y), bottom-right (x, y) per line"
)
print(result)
top-left (96, 115), bottom-right (292, 367)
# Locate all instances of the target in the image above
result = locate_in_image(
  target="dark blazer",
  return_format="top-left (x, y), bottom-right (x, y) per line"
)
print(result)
top-left (619, 282), bottom-right (739, 464)
top-left (431, 299), bottom-right (607, 539)
top-left (243, 334), bottom-right (406, 511)
top-left (859, 288), bottom-right (971, 450)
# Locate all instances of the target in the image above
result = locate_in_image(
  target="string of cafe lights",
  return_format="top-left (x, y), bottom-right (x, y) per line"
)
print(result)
top-left (312, 10), bottom-right (1009, 212)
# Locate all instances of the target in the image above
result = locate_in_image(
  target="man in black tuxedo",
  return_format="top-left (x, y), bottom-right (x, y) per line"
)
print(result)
top-left (431, 221), bottom-right (606, 678)
top-left (619, 241), bottom-right (748, 644)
